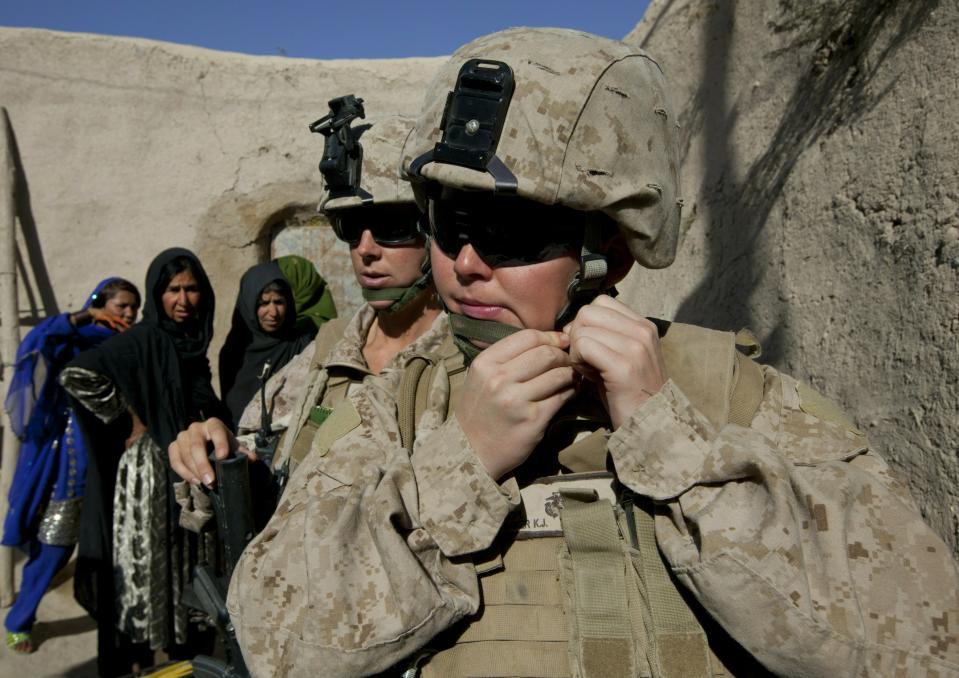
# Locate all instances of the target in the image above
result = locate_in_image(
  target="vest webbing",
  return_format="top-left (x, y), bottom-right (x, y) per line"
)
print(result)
top-left (288, 374), bottom-right (353, 469)
top-left (406, 323), bottom-right (764, 678)
top-left (559, 492), bottom-right (638, 678)
top-left (396, 332), bottom-right (466, 452)
top-left (629, 495), bottom-right (715, 677)
top-left (729, 351), bottom-right (764, 429)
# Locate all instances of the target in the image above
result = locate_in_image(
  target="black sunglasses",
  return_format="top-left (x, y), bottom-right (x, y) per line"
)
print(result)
top-left (331, 204), bottom-right (424, 247)
top-left (428, 191), bottom-right (585, 268)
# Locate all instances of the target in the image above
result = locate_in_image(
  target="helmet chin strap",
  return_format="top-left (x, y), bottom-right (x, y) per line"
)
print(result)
top-left (362, 252), bottom-right (433, 316)
top-left (446, 221), bottom-right (608, 363)
top-left (447, 314), bottom-right (520, 364)
top-left (556, 219), bottom-right (608, 327)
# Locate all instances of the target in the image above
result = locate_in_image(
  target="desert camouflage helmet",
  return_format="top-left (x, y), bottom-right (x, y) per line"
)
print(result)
top-left (321, 115), bottom-right (418, 213)
top-left (402, 27), bottom-right (682, 269)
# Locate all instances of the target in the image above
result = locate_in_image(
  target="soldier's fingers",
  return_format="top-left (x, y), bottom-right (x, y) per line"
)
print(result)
top-left (572, 329), bottom-right (665, 387)
top-left (568, 304), bottom-right (656, 340)
top-left (505, 343), bottom-right (573, 384)
top-left (532, 383), bottom-right (579, 422)
top-left (169, 431), bottom-right (198, 484)
top-left (519, 365), bottom-right (577, 402)
top-left (589, 294), bottom-right (646, 323)
top-left (478, 329), bottom-right (569, 365)
top-left (206, 419), bottom-right (235, 460)
top-left (187, 424), bottom-right (217, 488)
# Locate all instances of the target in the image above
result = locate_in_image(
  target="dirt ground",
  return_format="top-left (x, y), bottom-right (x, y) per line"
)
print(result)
top-left (0, 552), bottom-right (98, 678)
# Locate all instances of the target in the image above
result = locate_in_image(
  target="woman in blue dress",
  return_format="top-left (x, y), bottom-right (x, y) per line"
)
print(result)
top-left (2, 277), bottom-right (140, 653)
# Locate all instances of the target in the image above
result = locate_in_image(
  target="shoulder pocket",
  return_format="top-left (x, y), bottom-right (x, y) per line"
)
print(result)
top-left (782, 379), bottom-right (868, 466)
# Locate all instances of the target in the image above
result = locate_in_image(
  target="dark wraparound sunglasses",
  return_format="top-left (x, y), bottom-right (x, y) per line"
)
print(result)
top-left (331, 204), bottom-right (425, 247)
top-left (428, 191), bottom-right (585, 268)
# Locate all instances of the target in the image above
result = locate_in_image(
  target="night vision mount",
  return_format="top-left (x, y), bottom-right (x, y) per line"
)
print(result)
top-left (408, 59), bottom-right (519, 193)
top-left (310, 94), bottom-right (371, 201)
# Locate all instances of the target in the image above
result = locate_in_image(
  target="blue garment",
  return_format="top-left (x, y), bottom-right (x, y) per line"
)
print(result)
top-left (2, 279), bottom-right (118, 549)
top-left (4, 542), bottom-right (72, 632)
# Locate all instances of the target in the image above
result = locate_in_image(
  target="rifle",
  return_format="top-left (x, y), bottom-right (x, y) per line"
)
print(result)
top-left (186, 453), bottom-right (256, 678)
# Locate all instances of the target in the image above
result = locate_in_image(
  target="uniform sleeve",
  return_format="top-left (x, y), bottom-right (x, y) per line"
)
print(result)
top-left (226, 393), bottom-right (518, 677)
top-left (609, 369), bottom-right (959, 677)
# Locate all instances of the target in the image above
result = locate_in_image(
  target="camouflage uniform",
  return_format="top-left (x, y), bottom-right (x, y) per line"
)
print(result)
top-left (228, 332), bottom-right (959, 677)
top-left (266, 306), bottom-right (448, 476)
top-left (234, 341), bottom-right (316, 451)
top-left (227, 29), bottom-right (959, 678)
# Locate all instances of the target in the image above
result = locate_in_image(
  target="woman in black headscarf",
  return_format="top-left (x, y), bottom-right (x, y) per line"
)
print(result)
top-left (218, 261), bottom-right (316, 426)
top-left (60, 247), bottom-right (229, 676)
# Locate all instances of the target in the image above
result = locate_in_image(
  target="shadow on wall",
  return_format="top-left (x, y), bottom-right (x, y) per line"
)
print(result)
top-left (4, 112), bottom-right (59, 322)
top-left (658, 0), bottom-right (936, 366)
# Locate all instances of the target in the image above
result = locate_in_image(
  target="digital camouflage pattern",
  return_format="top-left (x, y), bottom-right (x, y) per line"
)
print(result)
top-left (322, 115), bottom-right (418, 212)
top-left (401, 28), bottom-right (682, 269)
top-left (227, 318), bottom-right (959, 677)
top-left (234, 341), bottom-right (316, 452)
top-left (264, 306), bottom-right (447, 473)
top-left (227, 27), bottom-right (959, 678)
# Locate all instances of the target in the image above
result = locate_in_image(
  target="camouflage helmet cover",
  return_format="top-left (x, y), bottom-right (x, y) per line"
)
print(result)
top-left (401, 28), bottom-right (682, 269)
top-left (321, 115), bottom-right (418, 212)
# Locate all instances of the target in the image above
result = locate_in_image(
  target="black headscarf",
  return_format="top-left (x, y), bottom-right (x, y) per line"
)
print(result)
top-left (219, 262), bottom-right (316, 425)
top-left (70, 247), bottom-right (228, 450)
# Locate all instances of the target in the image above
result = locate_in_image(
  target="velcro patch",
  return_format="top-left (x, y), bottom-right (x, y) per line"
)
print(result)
top-left (517, 472), bottom-right (617, 538)
top-left (796, 381), bottom-right (861, 434)
top-left (309, 405), bottom-right (333, 427)
top-left (310, 398), bottom-right (361, 459)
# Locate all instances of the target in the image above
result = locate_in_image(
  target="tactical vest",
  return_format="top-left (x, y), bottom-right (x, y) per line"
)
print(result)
top-left (399, 322), bottom-right (772, 678)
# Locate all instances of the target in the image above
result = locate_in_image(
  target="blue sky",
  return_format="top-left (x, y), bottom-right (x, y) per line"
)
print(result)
top-left (0, 1), bottom-right (651, 59)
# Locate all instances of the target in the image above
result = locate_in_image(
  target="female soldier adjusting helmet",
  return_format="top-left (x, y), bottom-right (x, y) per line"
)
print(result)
top-left (220, 29), bottom-right (959, 678)
top-left (403, 27), bottom-right (682, 353)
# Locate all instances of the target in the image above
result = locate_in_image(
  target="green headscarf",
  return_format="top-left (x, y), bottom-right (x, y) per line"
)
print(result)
top-left (275, 255), bottom-right (338, 332)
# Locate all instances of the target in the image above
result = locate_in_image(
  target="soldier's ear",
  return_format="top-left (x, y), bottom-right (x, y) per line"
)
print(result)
top-left (601, 228), bottom-right (634, 288)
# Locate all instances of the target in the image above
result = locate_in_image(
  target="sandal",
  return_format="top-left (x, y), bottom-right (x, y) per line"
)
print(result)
top-left (5, 630), bottom-right (34, 654)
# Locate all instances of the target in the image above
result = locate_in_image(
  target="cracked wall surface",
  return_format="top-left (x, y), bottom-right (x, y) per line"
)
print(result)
top-left (622, 0), bottom-right (959, 552)
top-left (1, 2), bottom-right (957, 552)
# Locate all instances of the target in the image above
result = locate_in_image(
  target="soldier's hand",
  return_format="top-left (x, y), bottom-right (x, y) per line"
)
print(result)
top-left (566, 295), bottom-right (667, 430)
top-left (168, 418), bottom-right (254, 487)
top-left (458, 329), bottom-right (577, 480)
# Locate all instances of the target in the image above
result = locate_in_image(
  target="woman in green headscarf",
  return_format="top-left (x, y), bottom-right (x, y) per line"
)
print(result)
top-left (275, 255), bottom-right (337, 332)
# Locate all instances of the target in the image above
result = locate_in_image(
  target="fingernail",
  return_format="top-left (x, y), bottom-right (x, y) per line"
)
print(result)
top-left (189, 477), bottom-right (200, 486)
top-left (203, 473), bottom-right (213, 487)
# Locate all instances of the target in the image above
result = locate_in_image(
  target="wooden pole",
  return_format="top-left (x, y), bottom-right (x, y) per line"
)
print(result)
top-left (0, 107), bottom-right (21, 607)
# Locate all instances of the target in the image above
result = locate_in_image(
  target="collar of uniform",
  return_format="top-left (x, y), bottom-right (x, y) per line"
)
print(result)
top-left (324, 307), bottom-right (451, 379)
top-left (356, 311), bottom-right (451, 404)
top-left (386, 311), bottom-right (451, 377)
top-left (323, 305), bottom-right (377, 376)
